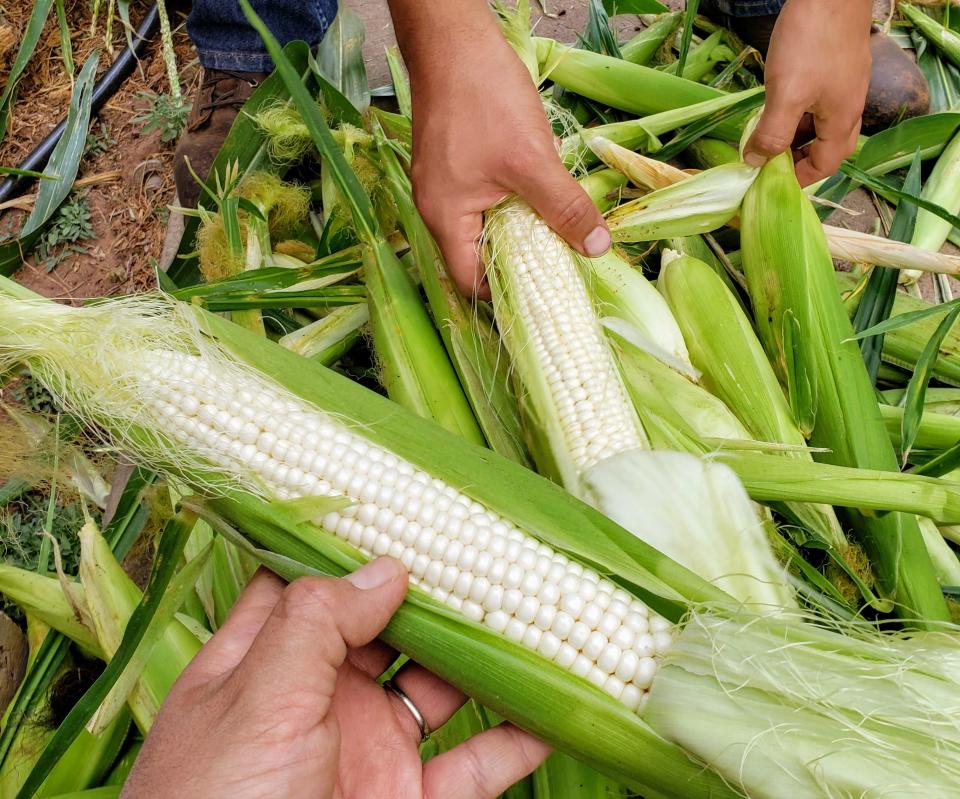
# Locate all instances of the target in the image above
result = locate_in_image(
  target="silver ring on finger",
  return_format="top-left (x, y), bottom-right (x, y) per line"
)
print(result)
top-left (383, 679), bottom-right (430, 742)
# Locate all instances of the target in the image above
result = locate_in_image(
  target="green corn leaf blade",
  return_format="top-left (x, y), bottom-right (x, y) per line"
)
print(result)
top-left (581, 0), bottom-right (623, 58)
top-left (385, 47), bottom-right (412, 119)
top-left (0, 0), bottom-right (55, 142)
top-left (848, 298), bottom-right (960, 341)
top-left (911, 438), bottom-right (960, 478)
top-left (14, 514), bottom-right (195, 799)
top-left (0, 53), bottom-right (97, 276)
top-left (603, 0), bottom-right (667, 14)
top-left (0, 167), bottom-right (57, 180)
top-left (913, 30), bottom-right (960, 113)
top-left (653, 89), bottom-right (764, 160)
top-left (902, 3), bottom-right (960, 69)
top-left (856, 111), bottom-right (960, 175)
top-left (900, 303), bottom-right (960, 464)
top-left (168, 42), bottom-right (312, 287)
top-left (814, 174), bottom-right (855, 220)
top-left (675, 0), bottom-right (700, 77)
top-left (189, 285), bottom-right (366, 312)
top-left (315, 8), bottom-right (371, 113)
top-left (839, 161), bottom-right (960, 232)
top-left (853, 150), bottom-right (923, 383)
top-left (54, 0), bottom-right (74, 75)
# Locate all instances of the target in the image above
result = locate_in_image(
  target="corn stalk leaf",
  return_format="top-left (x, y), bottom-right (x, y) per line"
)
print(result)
top-left (840, 161), bottom-right (960, 231)
top-left (54, 0), bottom-right (74, 75)
top-left (0, 53), bottom-right (97, 276)
top-left (603, 0), bottom-right (667, 13)
top-left (384, 47), bottom-right (411, 119)
top-left (581, 0), bottom-right (622, 58)
top-left (853, 150), bottom-right (923, 383)
top-left (0, 0), bottom-right (55, 143)
top-left (675, 0), bottom-right (700, 78)
top-left (14, 513), bottom-right (195, 799)
top-left (654, 89), bottom-right (764, 160)
top-left (315, 9), bottom-right (371, 113)
top-left (856, 111), bottom-right (960, 175)
top-left (900, 303), bottom-right (960, 464)
top-left (848, 297), bottom-right (960, 340)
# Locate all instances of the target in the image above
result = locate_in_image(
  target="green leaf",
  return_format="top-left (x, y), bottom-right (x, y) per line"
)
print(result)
top-left (603, 0), bottom-right (667, 14)
top-left (0, 0), bottom-right (55, 143)
top-left (316, 9), bottom-right (371, 112)
top-left (848, 298), bottom-right (960, 341)
top-left (385, 47), bottom-right (411, 119)
top-left (654, 89), bottom-right (764, 160)
top-left (840, 160), bottom-right (960, 231)
top-left (856, 111), bottom-right (960, 175)
top-left (675, 0), bottom-right (700, 78)
top-left (581, 0), bottom-right (622, 58)
top-left (14, 513), bottom-right (195, 799)
top-left (853, 150), bottom-right (923, 383)
top-left (0, 53), bottom-right (98, 277)
top-left (900, 302), bottom-right (960, 464)
top-left (0, 167), bottom-right (57, 179)
top-left (54, 0), bottom-right (74, 76)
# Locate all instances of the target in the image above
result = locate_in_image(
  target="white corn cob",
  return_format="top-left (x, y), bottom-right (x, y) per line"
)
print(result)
top-left (140, 349), bottom-right (672, 713)
top-left (491, 204), bottom-right (646, 473)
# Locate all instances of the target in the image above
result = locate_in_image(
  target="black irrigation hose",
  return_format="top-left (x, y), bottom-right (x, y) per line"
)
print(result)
top-left (0, 3), bottom-right (161, 204)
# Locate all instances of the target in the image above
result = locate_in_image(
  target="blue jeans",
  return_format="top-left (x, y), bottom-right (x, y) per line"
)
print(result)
top-left (706, 0), bottom-right (785, 16)
top-left (186, 0), bottom-right (785, 73)
top-left (188, 0), bottom-right (338, 71)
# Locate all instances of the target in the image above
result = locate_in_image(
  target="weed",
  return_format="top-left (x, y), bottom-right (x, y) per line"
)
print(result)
top-left (134, 91), bottom-right (191, 143)
top-left (85, 121), bottom-right (116, 158)
top-left (36, 195), bottom-right (95, 272)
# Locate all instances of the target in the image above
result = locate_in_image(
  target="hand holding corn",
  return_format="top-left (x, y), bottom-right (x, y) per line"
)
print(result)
top-left (743, 0), bottom-right (872, 185)
top-left (385, 0), bottom-right (611, 297)
top-left (122, 561), bottom-right (549, 799)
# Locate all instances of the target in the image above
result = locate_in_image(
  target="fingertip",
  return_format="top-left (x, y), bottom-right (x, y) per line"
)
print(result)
top-left (743, 149), bottom-right (767, 168)
top-left (345, 557), bottom-right (408, 592)
top-left (583, 224), bottom-right (611, 258)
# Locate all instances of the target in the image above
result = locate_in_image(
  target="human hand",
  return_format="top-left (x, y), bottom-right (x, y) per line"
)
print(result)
top-left (743, 0), bottom-right (873, 186)
top-left (399, 13), bottom-right (610, 297)
top-left (123, 559), bottom-right (549, 799)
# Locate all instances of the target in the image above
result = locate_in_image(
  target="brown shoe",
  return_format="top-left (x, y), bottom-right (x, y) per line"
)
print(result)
top-left (699, 8), bottom-right (930, 133)
top-left (173, 69), bottom-right (268, 208)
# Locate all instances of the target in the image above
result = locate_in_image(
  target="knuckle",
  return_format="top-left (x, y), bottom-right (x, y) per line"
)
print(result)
top-left (280, 576), bottom-right (337, 619)
top-left (751, 131), bottom-right (793, 155)
top-left (551, 195), bottom-right (593, 233)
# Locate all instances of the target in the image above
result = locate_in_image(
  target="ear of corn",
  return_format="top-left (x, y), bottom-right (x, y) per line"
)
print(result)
top-left (658, 251), bottom-right (848, 551)
top-left (375, 131), bottom-right (531, 466)
top-left (739, 153), bottom-right (950, 624)
top-left (620, 12), bottom-right (681, 65)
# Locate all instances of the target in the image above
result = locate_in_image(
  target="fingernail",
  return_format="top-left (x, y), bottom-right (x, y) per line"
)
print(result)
top-left (346, 557), bottom-right (403, 590)
top-left (743, 151), bottom-right (767, 168)
top-left (583, 225), bottom-right (611, 257)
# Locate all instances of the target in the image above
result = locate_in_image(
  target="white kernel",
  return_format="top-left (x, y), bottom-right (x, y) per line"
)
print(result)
top-left (603, 675), bottom-right (625, 701)
top-left (633, 657), bottom-right (658, 691)
top-left (571, 654), bottom-right (592, 678)
top-left (615, 650), bottom-right (639, 683)
top-left (583, 631), bottom-right (607, 660)
top-left (400, 549), bottom-right (416, 570)
top-left (598, 643), bottom-right (621, 674)
top-left (457, 545), bottom-right (477, 572)
top-left (560, 593), bottom-right (585, 620)
top-left (412, 554), bottom-right (430, 579)
top-left (503, 563), bottom-right (524, 590)
top-left (522, 625), bottom-right (543, 650)
top-left (372, 533), bottom-right (391, 556)
top-left (652, 631), bottom-right (673, 656)
top-left (469, 577), bottom-right (491, 604)
top-left (462, 600), bottom-right (484, 622)
top-left (482, 585), bottom-right (504, 613)
top-left (611, 626), bottom-right (636, 651)
top-left (487, 611), bottom-right (510, 632)
top-left (439, 565), bottom-right (458, 592)
top-left (598, 613), bottom-right (620, 638)
top-left (633, 633), bottom-right (655, 659)
top-left (538, 631), bottom-right (562, 659)
top-left (537, 582), bottom-right (561, 606)
top-left (505, 618), bottom-right (527, 642)
top-left (424, 560), bottom-right (443, 586)
top-left (554, 642), bottom-right (577, 669)
top-left (502, 588), bottom-right (523, 614)
top-left (516, 596), bottom-right (539, 624)
top-left (453, 572), bottom-right (473, 598)
top-left (650, 614), bottom-right (672, 633)
top-left (586, 667), bottom-right (607, 688)
top-left (534, 604), bottom-right (557, 631)
top-left (361, 526), bottom-right (377, 551)
top-left (488, 559), bottom-right (507, 585)
top-left (443, 540), bottom-right (463, 567)
top-left (625, 613), bottom-right (649, 635)
top-left (580, 604), bottom-right (603, 630)
top-left (551, 611), bottom-right (574, 640)
top-left (429, 535), bottom-right (449, 561)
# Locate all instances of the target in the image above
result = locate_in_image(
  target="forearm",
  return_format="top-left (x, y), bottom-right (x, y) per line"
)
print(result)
top-left (386, 0), bottom-right (505, 85)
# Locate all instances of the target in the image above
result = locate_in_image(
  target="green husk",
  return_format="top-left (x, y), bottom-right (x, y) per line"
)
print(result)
top-left (621, 12), bottom-right (681, 65)
top-left (685, 137), bottom-right (739, 168)
top-left (901, 4), bottom-right (960, 70)
top-left (606, 162), bottom-right (758, 242)
top-left (740, 153), bottom-right (949, 624)
top-left (277, 304), bottom-right (369, 366)
top-left (658, 252), bottom-right (847, 550)
top-left (905, 128), bottom-right (960, 281)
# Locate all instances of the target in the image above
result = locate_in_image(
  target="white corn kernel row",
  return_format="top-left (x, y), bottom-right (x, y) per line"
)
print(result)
top-left (139, 349), bottom-right (672, 713)
top-left (496, 206), bottom-right (645, 471)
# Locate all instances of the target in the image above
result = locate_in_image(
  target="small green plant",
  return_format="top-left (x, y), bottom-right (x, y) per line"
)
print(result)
top-left (6, 376), bottom-right (59, 416)
top-left (134, 91), bottom-right (191, 143)
top-left (36, 195), bottom-right (95, 272)
top-left (85, 121), bottom-right (116, 157)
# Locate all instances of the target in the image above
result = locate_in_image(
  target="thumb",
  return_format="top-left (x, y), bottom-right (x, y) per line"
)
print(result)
top-left (511, 159), bottom-right (611, 258)
top-left (232, 558), bottom-right (409, 699)
top-left (743, 93), bottom-right (807, 167)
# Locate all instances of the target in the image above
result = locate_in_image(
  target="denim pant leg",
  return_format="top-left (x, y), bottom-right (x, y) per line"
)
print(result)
top-left (704, 0), bottom-right (785, 16)
top-left (188, 0), bottom-right (339, 71)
